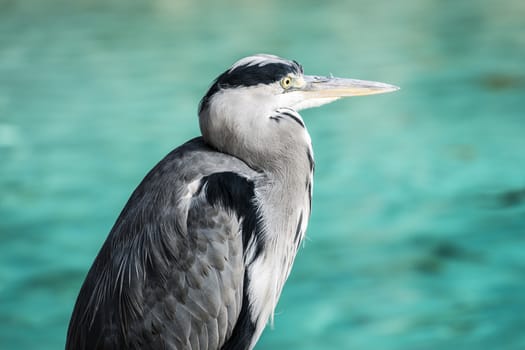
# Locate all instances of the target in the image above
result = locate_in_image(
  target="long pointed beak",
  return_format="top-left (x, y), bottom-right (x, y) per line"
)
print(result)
top-left (301, 75), bottom-right (399, 97)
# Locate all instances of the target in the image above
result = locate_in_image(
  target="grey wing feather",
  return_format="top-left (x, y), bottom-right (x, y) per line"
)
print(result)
top-left (66, 138), bottom-right (256, 350)
top-left (181, 193), bottom-right (245, 348)
top-left (137, 194), bottom-right (245, 349)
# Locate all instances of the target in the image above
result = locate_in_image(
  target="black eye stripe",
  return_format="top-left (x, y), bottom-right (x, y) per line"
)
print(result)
top-left (219, 62), bottom-right (301, 88)
top-left (199, 59), bottom-right (303, 114)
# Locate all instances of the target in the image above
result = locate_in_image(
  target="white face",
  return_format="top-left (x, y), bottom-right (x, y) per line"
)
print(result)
top-left (201, 78), bottom-right (314, 170)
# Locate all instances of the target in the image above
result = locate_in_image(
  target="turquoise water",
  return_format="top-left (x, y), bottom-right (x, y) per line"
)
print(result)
top-left (1, 0), bottom-right (525, 349)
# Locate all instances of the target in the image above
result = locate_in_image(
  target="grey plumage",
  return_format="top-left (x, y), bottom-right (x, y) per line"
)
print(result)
top-left (66, 54), bottom-right (398, 350)
top-left (67, 138), bottom-right (258, 349)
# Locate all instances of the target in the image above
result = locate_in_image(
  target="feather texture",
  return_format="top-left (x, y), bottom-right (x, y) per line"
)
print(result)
top-left (66, 138), bottom-right (260, 350)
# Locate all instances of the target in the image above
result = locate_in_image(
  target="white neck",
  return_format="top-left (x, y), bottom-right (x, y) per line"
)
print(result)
top-left (246, 129), bottom-right (314, 348)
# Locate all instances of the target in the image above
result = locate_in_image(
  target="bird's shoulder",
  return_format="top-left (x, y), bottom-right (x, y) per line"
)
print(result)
top-left (143, 136), bottom-right (258, 188)
top-left (66, 136), bottom-right (262, 350)
top-left (111, 136), bottom-right (261, 239)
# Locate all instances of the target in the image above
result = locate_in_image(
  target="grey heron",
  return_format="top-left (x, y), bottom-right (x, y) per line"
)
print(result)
top-left (66, 54), bottom-right (398, 350)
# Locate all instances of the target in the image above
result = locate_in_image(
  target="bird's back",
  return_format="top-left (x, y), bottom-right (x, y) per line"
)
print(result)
top-left (66, 137), bottom-right (260, 350)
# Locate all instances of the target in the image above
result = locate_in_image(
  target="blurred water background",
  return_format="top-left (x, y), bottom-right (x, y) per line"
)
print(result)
top-left (1, 0), bottom-right (525, 349)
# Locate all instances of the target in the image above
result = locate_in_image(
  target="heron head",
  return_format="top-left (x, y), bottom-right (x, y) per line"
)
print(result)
top-left (198, 54), bottom-right (398, 168)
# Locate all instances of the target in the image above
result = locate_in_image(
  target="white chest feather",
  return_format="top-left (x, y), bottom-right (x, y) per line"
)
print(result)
top-left (245, 165), bottom-right (313, 348)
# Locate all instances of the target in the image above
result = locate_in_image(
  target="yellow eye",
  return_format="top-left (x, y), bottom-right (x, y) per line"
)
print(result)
top-left (280, 76), bottom-right (293, 89)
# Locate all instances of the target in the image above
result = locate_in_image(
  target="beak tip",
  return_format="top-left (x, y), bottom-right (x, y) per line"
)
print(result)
top-left (384, 83), bottom-right (400, 93)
